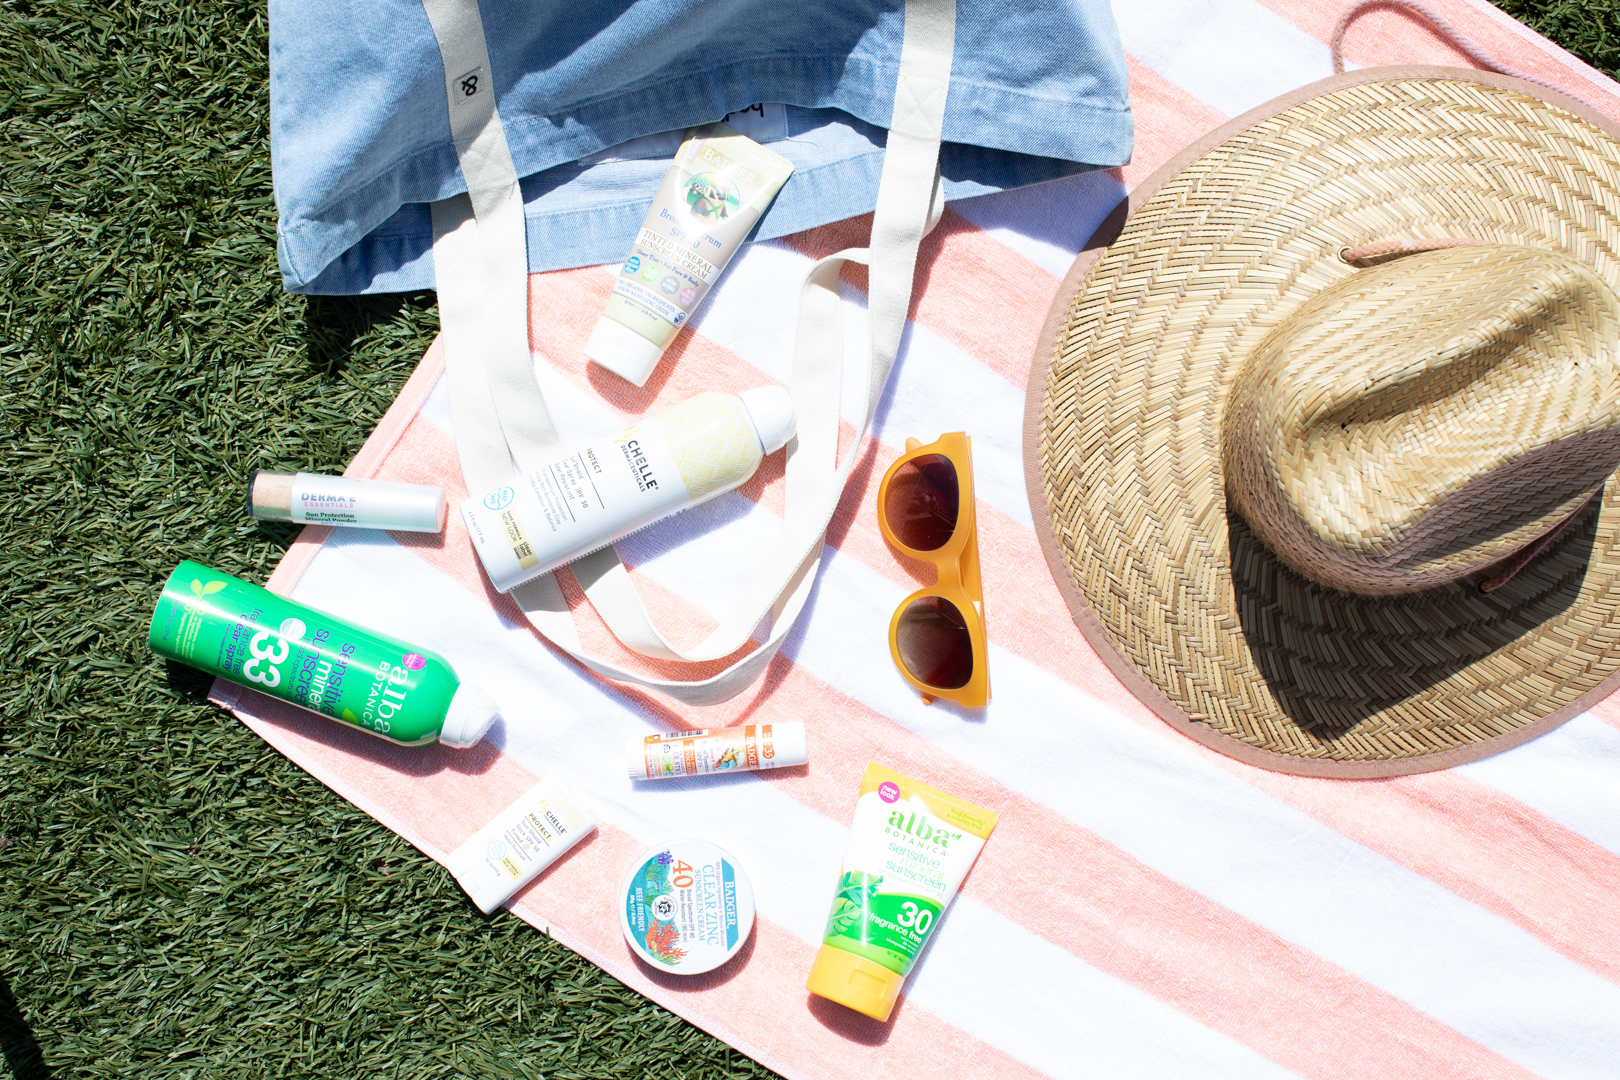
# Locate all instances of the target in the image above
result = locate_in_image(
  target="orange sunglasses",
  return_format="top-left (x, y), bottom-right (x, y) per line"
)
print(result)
top-left (877, 433), bottom-right (989, 707)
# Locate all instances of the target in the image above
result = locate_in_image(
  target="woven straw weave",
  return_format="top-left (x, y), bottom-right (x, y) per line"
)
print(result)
top-left (1223, 244), bottom-right (1620, 595)
top-left (1038, 74), bottom-right (1620, 770)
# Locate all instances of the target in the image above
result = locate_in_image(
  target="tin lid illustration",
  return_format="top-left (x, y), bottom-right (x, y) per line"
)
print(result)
top-left (618, 839), bottom-right (755, 974)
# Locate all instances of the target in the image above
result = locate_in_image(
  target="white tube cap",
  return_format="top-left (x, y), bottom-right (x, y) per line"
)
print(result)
top-left (439, 684), bottom-right (500, 748)
top-left (627, 736), bottom-right (655, 780)
top-left (765, 721), bottom-right (808, 769)
top-left (738, 386), bottom-right (796, 454)
top-left (584, 316), bottom-right (666, 387)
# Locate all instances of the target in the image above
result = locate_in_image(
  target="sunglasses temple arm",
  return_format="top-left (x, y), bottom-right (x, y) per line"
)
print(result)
top-left (962, 509), bottom-right (984, 606)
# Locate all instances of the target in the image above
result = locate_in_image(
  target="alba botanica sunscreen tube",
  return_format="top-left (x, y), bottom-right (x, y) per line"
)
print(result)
top-left (462, 388), bottom-right (795, 594)
top-left (446, 778), bottom-right (597, 914)
top-left (806, 763), bottom-right (999, 1022)
top-left (584, 123), bottom-right (793, 386)
top-left (148, 561), bottom-right (499, 748)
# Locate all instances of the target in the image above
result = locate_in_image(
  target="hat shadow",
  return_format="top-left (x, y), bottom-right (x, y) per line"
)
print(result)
top-left (1225, 497), bottom-right (1600, 734)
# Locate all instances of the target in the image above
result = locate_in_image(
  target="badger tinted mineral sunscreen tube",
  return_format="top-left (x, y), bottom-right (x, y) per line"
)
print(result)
top-left (807, 763), bottom-right (999, 1022)
top-left (462, 387), bottom-right (795, 594)
top-left (148, 561), bottom-right (499, 748)
top-left (584, 122), bottom-right (793, 386)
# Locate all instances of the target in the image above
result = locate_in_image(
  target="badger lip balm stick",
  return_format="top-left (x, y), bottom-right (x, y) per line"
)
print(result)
top-left (148, 561), bottom-right (499, 748)
top-left (584, 122), bottom-right (794, 386)
top-left (461, 387), bottom-right (795, 594)
top-left (806, 763), bottom-right (999, 1022)
top-left (247, 471), bottom-right (445, 533)
top-left (627, 723), bottom-right (807, 780)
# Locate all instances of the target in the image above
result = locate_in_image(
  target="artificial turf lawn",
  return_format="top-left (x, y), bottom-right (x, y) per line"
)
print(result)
top-left (2, 2), bottom-right (1617, 1078)
top-left (0, 3), bottom-right (781, 1077)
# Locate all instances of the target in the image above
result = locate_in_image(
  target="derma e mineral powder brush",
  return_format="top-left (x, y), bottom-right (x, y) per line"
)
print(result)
top-left (248, 470), bottom-right (446, 533)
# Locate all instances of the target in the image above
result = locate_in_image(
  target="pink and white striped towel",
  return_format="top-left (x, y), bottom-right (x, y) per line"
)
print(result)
top-left (212, 3), bottom-right (1620, 1077)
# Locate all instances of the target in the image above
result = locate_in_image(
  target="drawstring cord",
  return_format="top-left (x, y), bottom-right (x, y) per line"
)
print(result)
top-left (1331, 0), bottom-right (1606, 115)
top-left (1324, 5), bottom-right (1614, 591)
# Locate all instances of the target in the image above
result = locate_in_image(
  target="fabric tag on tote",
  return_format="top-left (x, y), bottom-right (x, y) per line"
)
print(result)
top-left (583, 103), bottom-right (787, 164)
top-left (721, 102), bottom-right (788, 143)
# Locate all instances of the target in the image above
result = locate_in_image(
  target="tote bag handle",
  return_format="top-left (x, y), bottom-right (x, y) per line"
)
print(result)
top-left (420, 0), bottom-right (955, 704)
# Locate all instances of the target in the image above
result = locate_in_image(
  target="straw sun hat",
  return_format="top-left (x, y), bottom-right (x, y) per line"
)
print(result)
top-left (1026, 66), bottom-right (1620, 777)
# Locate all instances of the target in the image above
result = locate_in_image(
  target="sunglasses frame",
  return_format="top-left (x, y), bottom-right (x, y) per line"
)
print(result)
top-left (877, 432), bottom-right (989, 706)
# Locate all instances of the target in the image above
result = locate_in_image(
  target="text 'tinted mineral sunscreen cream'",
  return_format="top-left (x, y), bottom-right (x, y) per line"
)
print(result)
top-left (628, 723), bottom-right (807, 780)
top-left (806, 763), bottom-right (999, 1022)
top-left (148, 561), bottom-right (499, 748)
top-left (585, 123), bottom-right (793, 386)
top-left (446, 777), bottom-right (597, 914)
top-left (461, 387), bottom-right (795, 593)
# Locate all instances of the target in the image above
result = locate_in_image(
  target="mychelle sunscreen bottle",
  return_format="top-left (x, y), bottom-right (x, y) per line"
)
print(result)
top-left (446, 777), bottom-right (597, 913)
top-left (149, 561), bottom-right (499, 748)
top-left (462, 387), bottom-right (795, 594)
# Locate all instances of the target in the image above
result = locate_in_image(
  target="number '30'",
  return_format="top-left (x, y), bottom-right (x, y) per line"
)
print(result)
top-left (897, 901), bottom-right (933, 934)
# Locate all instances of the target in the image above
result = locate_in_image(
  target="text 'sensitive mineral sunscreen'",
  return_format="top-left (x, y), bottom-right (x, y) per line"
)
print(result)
top-left (461, 387), bottom-right (795, 594)
top-left (148, 561), bottom-right (499, 748)
top-left (806, 763), bottom-right (999, 1022)
top-left (584, 122), bottom-right (793, 386)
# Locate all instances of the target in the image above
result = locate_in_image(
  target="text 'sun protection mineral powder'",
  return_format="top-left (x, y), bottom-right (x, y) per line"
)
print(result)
top-left (619, 840), bottom-right (755, 974)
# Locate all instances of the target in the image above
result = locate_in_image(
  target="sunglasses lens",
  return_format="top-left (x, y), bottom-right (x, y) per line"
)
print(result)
top-left (884, 454), bottom-right (960, 551)
top-left (895, 596), bottom-right (975, 690)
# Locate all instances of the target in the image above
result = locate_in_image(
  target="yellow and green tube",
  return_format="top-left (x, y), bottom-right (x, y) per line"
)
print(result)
top-left (807, 762), bottom-right (999, 1022)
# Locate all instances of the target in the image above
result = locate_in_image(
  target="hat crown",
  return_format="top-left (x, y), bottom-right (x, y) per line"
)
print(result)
top-left (1222, 245), bottom-right (1620, 595)
top-left (1037, 72), bottom-right (1620, 771)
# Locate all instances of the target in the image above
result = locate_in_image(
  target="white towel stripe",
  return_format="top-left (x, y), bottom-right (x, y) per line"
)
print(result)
top-left (295, 531), bottom-right (1306, 1080)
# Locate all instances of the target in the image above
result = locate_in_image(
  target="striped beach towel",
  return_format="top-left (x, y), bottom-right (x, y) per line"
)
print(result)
top-left (214, 2), bottom-right (1620, 1076)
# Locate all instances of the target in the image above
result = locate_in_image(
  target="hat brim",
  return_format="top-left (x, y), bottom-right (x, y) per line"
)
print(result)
top-left (1025, 66), bottom-right (1620, 777)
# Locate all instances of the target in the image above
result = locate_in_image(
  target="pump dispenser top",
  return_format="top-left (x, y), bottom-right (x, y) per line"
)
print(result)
top-left (737, 386), bottom-right (795, 454)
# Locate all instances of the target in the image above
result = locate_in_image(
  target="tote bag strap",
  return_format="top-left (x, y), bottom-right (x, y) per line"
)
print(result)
top-left (421, 0), bottom-right (955, 704)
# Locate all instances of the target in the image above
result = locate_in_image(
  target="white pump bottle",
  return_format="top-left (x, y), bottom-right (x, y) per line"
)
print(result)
top-left (462, 387), bottom-right (795, 594)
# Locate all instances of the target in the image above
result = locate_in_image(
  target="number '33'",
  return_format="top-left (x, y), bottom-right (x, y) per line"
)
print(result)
top-left (243, 630), bottom-right (290, 687)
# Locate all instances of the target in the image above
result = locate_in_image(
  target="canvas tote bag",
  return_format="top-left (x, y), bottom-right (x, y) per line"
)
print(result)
top-left (419, 0), bottom-right (962, 704)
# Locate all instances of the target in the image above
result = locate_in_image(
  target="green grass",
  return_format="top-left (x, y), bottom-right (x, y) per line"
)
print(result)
top-left (0, 2), bottom-right (777, 1077)
top-left (1493, 1), bottom-right (1619, 80)
top-left (1, 2), bottom-right (1615, 1078)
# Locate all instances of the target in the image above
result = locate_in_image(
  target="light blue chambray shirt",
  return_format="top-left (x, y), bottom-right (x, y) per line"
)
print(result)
top-left (270, 0), bottom-right (1134, 294)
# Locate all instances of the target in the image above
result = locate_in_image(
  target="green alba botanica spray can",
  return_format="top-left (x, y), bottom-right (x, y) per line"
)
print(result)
top-left (148, 560), bottom-right (499, 748)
